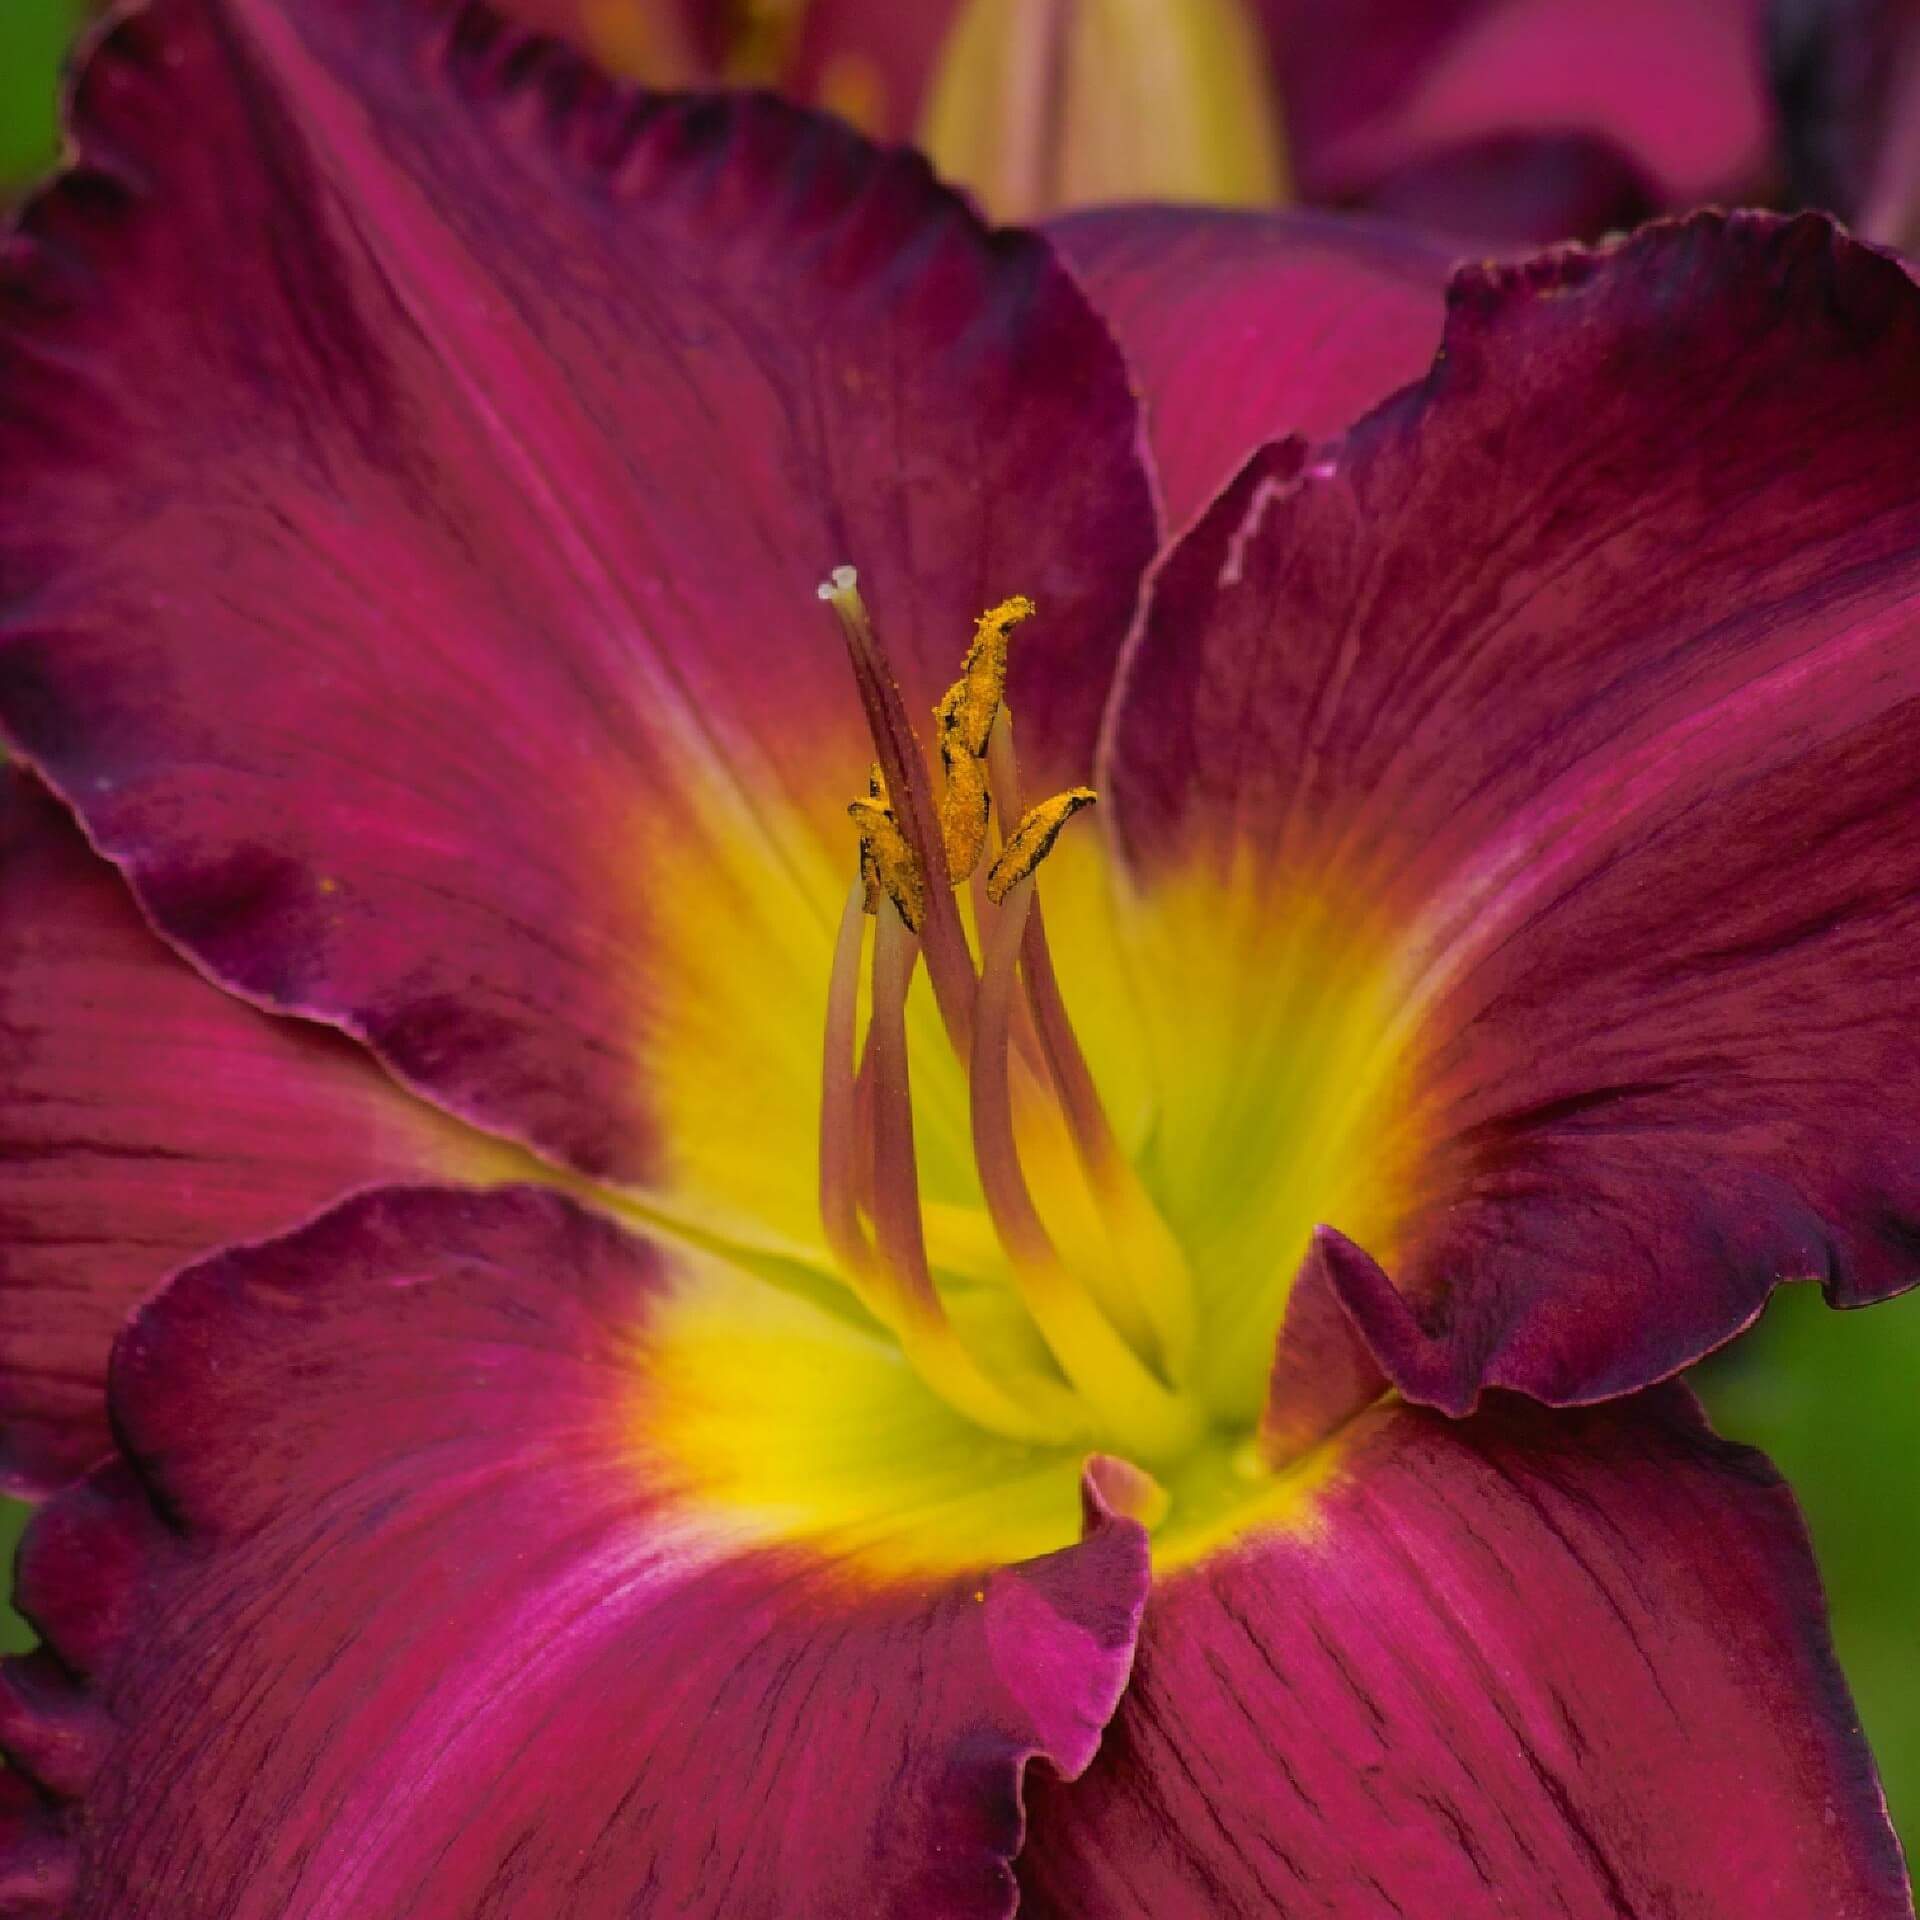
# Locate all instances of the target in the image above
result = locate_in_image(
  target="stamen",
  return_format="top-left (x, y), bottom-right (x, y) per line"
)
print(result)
top-left (988, 715), bottom-right (1198, 1377)
top-left (864, 898), bottom-right (1086, 1445)
top-left (1019, 898), bottom-right (1198, 1376)
top-left (970, 876), bottom-right (1201, 1462)
top-left (936, 595), bottom-right (1032, 758)
top-left (987, 788), bottom-right (1097, 902)
top-left (859, 764), bottom-right (886, 915)
top-left (819, 567), bottom-right (978, 1048)
top-left (816, 573), bottom-right (1202, 1465)
top-left (936, 733), bottom-right (992, 883)
top-left (931, 596), bottom-right (1032, 888)
top-left (848, 792), bottom-right (928, 934)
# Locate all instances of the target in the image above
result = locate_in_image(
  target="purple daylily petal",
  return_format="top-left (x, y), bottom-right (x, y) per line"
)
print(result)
top-left (0, 1770), bottom-right (72, 1917)
top-left (0, 769), bottom-right (503, 1498)
top-left (1107, 211), bottom-right (1920, 1411)
top-left (1050, 205), bottom-right (1454, 534)
top-left (1021, 1387), bottom-right (1909, 1918)
top-left (1355, 128), bottom-right (1661, 248)
top-left (0, 1186), bottom-right (1150, 1917)
top-left (0, 0), bottom-right (1153, 1194)
top-left (1773, 0), bottom-right (1920, 253)
top-left (1259, 0), bottom-right (1771, 237)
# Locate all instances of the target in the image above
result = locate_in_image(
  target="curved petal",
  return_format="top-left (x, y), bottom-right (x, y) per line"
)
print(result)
top-left (1773, 0), bottom-right (1920, 253)
top-left (1355, 128), bottom-right (1660, 248)
top-left (1103, 212), bottom-right (1920, 1416)
top-left (1049, 206), bottom-right (1453, 534)
top-left (1260, 0), bottom-right (1770, 230)
top-left (0, 770), bottom-right (510, 1498)
top-left (1021, 1386), bottom-right (1910, 1918)
top-left (0, 0), bottom-right (1155, 1230)
top-left (0, 1186), bottom-right (1150, 1917)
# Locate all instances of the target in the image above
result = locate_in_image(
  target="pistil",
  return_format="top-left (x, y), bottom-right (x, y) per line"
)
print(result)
top-left (819, 568), bottom-right (979, 1051)
top-left (818, 876), bottom-right (876, 1282)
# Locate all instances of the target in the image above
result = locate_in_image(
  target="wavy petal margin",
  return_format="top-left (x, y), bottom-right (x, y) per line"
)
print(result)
top-left (1022, 1387), bottom-right (1911, 1918)
top-left (1103, 212), bottom-right (1920, 1416)
top-left (0, 771), bottom-right (507, 1496)
top-left (0, 1186), bottom-right (1149, 1918)
top-left (0, 0), bottom-right (1154, 1222)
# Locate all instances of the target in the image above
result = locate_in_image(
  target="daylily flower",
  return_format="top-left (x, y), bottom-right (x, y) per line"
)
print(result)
top-left (521, 0), bottom-right (1775, 238)
top-left (1773, 0), bottom-right (1920, 252)
top-left (1, 2), bottom-right (1919, 1914)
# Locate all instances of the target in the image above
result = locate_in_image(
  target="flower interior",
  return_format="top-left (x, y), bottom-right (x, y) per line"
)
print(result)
top-left (639, 570), bottom-right (1428, 1575)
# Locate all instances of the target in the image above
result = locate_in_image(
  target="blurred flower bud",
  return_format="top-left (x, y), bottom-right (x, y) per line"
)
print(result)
top-left (918, 0), bottom-right (1287, 221)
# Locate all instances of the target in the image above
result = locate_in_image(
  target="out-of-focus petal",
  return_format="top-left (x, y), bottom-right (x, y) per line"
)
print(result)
top-left (0, 1187), bottom-right (1151, 1917)
top-left (1022, 1388), bottom-right (1910, 1918)
top-left (1051, 205), bottom-right (1452, 532)
top-left (1357, 128), bottom-right (1659, 247)
top-left (1773, 0), bottom-right (1920, 253)
top-left (918, 0), bottom-right (1285, 224)
top-left (1261, 0), bottom-right (1771, 239)
top-left (0, 771), bottom-right (510, 1498)
top-left (1102, 212), bottom-right (1920, 1418)
top-left (0, 0), bottom-right (1154, 1232)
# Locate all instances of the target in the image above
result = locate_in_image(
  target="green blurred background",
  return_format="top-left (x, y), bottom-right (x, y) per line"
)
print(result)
top-left (1, 0), bottom-right (83, 188)
top-left (2, 0), bottom-right (1918, 1859)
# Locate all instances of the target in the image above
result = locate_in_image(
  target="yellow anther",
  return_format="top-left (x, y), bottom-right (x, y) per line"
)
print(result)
top-left (849, 794), bottom-right (927, 933)
top-left (938, 734), bottom-right (992, 882)
top-left (857, 765), bottom-right (888, 913)
top-left (936, 596), bottom-right (1034, 760)
top-left (986, 788), bottom-right (1096, 903)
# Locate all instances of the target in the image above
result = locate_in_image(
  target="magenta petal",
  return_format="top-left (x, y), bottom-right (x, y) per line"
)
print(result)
top-left (0, 0), bottom-right (1153, 1189)
top-left (0, 1187), bottom-right (1150, 1917)
top-left (1258, 1230), bottom-right (1389, 1463)
top-left (1262, 0), bottom-right (1770, 233)
top-left (1356, 128), bottom-right (1660, 247)
top-left (1050, 206), bottom-right (1453, 533)
top-left (1022, 1388), bottom-right (1909, 1918)
top-left (1774, 0), bottom-right (1920, 251)
top-left (1109, 211), bottom-right (1920, 1409)
top-left (0, 1771), bottom-right (72, 1918)
top-left (0, 771), bottom-right (492, 1497)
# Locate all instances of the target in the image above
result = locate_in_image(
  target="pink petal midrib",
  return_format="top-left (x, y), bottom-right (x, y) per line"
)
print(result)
top-left (227, 0), bottom-right (819, 887)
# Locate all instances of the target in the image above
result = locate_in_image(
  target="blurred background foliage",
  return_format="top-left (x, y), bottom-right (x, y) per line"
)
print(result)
top-left (0, 0), bottom-right (83, 188)
top-left (2, 0), bottom-right (1917, 1863)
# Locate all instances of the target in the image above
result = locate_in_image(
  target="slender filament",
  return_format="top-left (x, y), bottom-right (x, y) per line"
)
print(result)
top-left (864, 901), bottom-right (1086, 1444)
top-left (969, 878), bottom-right (1201, 1461)
top-left (989, 718), bottom-right (1199, 1376)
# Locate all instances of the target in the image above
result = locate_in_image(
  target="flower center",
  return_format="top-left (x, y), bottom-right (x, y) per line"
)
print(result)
top-left (814, 567), bottom-right (1206, 1475)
